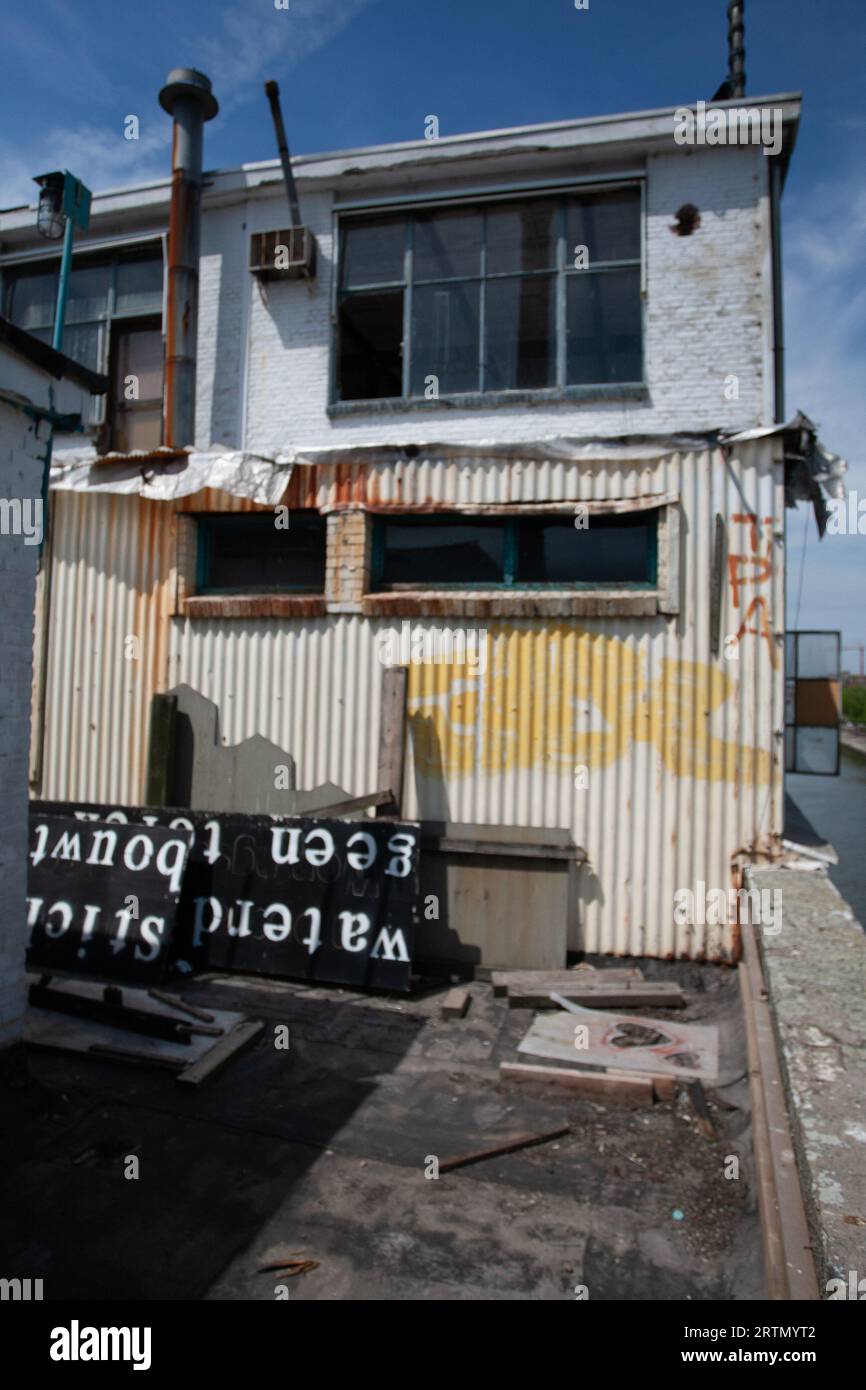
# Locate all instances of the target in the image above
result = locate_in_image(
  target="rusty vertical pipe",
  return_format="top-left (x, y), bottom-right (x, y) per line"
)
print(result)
top-left (727, 1), bottom-right (746, 98)
top-left (158, 67), bottom-right (218, 448)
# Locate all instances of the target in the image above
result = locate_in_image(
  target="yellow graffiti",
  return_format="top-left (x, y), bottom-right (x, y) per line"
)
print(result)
top-left (407, 624), bottom-right (770, 786)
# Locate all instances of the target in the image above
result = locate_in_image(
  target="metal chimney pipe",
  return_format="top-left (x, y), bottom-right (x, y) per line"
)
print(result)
top-left (727, 1), bottom-right (746, 98)
top-left (158, 67), bottom-right (218, 448)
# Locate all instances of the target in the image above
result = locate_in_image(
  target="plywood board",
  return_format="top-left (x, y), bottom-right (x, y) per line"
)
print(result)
top-left (517, 1009), bottom-right (718, 1081)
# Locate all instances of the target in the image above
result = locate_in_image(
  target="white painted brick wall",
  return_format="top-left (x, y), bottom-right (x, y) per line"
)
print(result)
top-left (191, 143), bottom-right (771, 455)
top-left (0, 398), bottom-right (43, 1046)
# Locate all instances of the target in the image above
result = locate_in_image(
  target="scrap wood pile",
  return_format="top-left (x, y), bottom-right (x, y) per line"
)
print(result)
top-left (494, 964), bottom-right (720, 1109)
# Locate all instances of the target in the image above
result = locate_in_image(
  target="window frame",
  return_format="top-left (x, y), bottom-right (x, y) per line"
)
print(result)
top-left (330, 179), bottom-right (645, 409)
top-left (195, 512), bottom-right (328, 597)
top-left (1, 241), bottom-right (165, 436)
top-left (370, 510), bottom-right (660, 592)
top-left (107, 312), bottom-right (164, 454)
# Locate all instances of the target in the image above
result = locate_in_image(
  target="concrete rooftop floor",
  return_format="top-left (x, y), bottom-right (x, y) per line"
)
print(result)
top-left (0, 960), bottom-right (763, 1301)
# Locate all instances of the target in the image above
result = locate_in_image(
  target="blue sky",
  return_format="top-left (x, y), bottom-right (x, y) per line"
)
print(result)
top-left (1, 0), bottom-right (863, 656)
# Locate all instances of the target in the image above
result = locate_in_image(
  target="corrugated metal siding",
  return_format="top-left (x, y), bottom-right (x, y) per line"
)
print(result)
top-left (39, 490), bottom-right (175, 805)
top-left (37, 440), bottom-right (785, 960)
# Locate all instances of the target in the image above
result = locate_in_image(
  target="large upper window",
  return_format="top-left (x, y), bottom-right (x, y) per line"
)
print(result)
top-left (3, 246), bottom-right (164, 450)
top-left (336, 188), bottom-right (641, 403)
top-left (372, 512), bottom-right (658, 589)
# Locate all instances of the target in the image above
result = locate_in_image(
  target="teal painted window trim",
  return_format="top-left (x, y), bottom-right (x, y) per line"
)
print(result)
top-left (371, 512), bottom-right (660, 591)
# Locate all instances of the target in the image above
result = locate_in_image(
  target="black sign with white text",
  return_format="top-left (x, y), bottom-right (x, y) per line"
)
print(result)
top-left (26, 815), bottom-right (192, 984)
top-left (32, 802), bottom-right (421, 991)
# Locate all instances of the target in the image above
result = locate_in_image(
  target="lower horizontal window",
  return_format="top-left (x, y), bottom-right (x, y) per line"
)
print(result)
top-left (196, 513), bottom-right (326, 593)
top-left (372, 512), bottom-right (658, 589)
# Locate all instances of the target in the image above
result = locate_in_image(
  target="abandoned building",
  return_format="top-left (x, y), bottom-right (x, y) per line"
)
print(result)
top-left (0, 72), bottom-right (844, 973)
top-left (1, 10), bottom-right (864, 1304)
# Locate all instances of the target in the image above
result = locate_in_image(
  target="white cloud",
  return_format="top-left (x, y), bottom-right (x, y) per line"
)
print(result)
top-left (0, 122), bottom-right (168, 212)
top-left (199, 0), bottom-right (377, 113)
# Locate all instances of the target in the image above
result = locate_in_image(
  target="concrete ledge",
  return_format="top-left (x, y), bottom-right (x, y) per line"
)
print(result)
top-left (752, 865), bottom-right (866, 1294)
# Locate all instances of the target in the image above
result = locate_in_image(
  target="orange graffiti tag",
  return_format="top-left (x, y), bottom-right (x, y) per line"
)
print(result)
top-left (728, 514), bottom-right (776, 666)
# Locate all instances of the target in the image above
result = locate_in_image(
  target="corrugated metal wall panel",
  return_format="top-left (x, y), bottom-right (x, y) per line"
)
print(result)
top-left (37, 441), bottom-right (785, 960)
top-left (40, 491), bottom-right (174, 806)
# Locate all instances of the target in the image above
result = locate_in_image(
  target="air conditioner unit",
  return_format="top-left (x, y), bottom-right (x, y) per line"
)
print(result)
top-left (249, 226), bottom-right (316, 281)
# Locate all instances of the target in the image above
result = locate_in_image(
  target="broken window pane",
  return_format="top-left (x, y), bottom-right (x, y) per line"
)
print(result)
top-left (485, 199), bottom-right (557, 274)
top-left (411, 281), bottom-right (480, 395)
top-left (378, 518), bottom-right (505, 586)
top-left (413, 210), bottom-right (482, 281)
top-left (566, 267), bottom-right (642, 383)
top-left (340, 216), bottom-right (406, 288)
top-left (338, 290), bottom-right (404, 400)
top-left (567, 188), bottom-right (641, 263)
top-left (485, 275), bottom-right (556, 390)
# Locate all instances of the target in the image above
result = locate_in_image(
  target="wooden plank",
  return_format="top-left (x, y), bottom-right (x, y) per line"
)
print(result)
top-left (176, 1020), bottom-right (264, 1088)
top-left (441, 987), bottom-right (471, 1019)
top-left (492, 968), bottom-right (643, 998)
top-left (376, 665), bottom-right (407, 817)
top-left (741, 925), bottom-right (820, 1299)
top-left (500, 1061), bottom-right (653, 1107)
top-left (507, 981), bottom-right (685, 1010)
top-left (438, 1124), bottom-right (570, 1173)
top-left (148, 990), bottom-right (215, 1023)
top-left (739, 960), bottom-right (788, 1299)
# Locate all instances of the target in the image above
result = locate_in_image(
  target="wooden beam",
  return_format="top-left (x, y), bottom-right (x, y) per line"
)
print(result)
top-left (492, 968), bottom-right (643, 998)
top-left (176, 1020), bottom-right (263, 1088)
top-left (507, 981), bottom-right (685, 1010)
top-left (500, 1061), bottom-right (654, 1106)
top-left (376, 665), bottom-right (407, 817)
top-left (740, 925), bottom-right (819, 1300)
